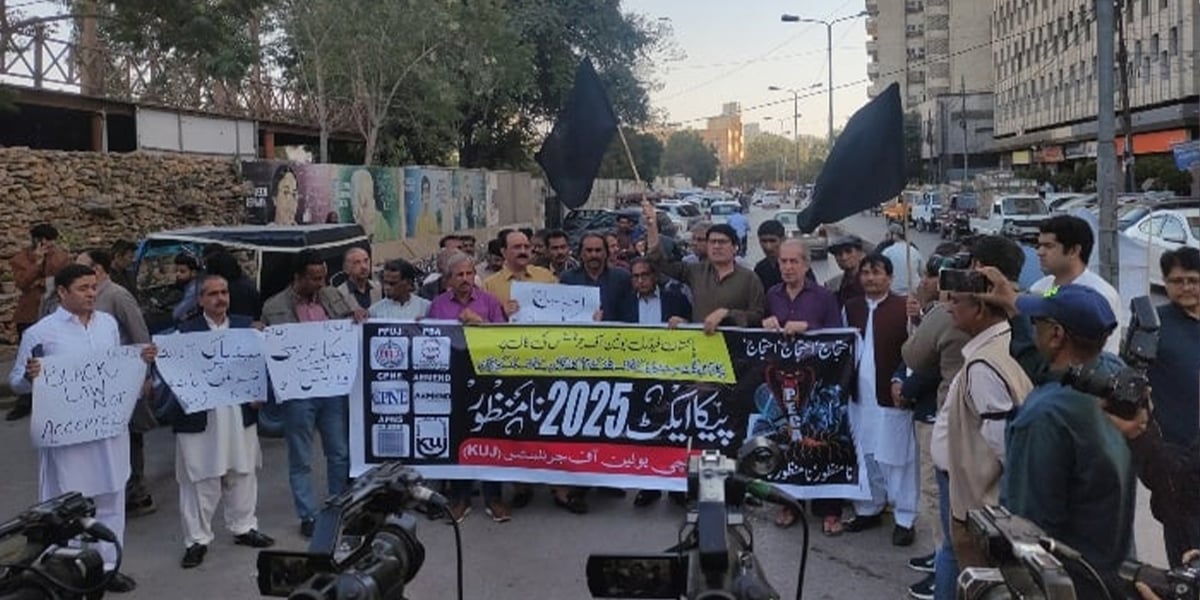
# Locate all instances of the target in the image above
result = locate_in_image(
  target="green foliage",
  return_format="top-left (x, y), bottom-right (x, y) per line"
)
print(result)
top-left (724, 133), bottom-right (827, 188)
top-left (1134, 154), bottom-right (1193, 195)
top-left (598, 129), bottom-right (663, 182)
top-left (662, 131), bottom-right (719, 188)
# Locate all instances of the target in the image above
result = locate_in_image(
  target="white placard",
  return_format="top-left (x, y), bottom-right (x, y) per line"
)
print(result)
top-left (153, 329), bottom-right (268, 414)
top-left (263, 321), bottom-right (359, 401)
top-left (510, 281), bottom-right (600, 323)
top-left (31, 346), bottom-right (147, 448)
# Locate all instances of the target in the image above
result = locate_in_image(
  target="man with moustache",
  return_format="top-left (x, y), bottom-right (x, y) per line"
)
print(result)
top-left (8, 264), bottom-right (157, 593)
top-left (157, 275), bottom-right (275, 568)
top-left (843, 255), bottom-right (920, 547)
top-left (535, 229), bottom-right (580, 277)
top-left (825, 235), bottom-right (871, 308)
top-left (482, 230), bottom-right (558, 319)
top-left (369, 259), bottom-right (430, 319)
top-left (336, 247), bottom-right (381, 310)
top-left (560, 233), bottom-right (636, 323)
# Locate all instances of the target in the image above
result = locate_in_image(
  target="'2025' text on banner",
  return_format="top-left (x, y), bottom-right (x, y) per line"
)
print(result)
top-left (349, 321), bottom-right (869, 501)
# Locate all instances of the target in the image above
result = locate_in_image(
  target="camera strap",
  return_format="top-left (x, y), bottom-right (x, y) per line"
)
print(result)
top-left (964, 359), bottom-right (1021, 422)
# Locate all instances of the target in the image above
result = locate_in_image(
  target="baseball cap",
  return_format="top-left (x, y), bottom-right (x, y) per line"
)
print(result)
top-left (1016, 284), bottom-right (1117, 342)
top-left (828, 234), bottom-right (865, 253)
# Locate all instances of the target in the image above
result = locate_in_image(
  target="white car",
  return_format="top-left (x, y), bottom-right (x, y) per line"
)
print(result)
top-left (656, 200), bottom-right (704, 233)
top-left (773, 209), bottom-right (828, 259)
top-left (759, 191), bottom-right (783, 209)
top-left (708, 201), bottom-right (742, 225)
top-left (1123, 203), bottom-right (1200, 286)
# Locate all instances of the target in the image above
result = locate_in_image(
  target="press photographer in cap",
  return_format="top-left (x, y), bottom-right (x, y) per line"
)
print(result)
top-left (971, 269), bottom-right (1136, 598)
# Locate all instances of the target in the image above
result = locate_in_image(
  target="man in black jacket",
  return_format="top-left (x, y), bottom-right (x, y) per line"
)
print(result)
top-left (156, 274), bottom-right (275, 569)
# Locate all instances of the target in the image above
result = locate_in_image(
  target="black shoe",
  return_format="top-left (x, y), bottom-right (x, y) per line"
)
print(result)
top-left (105, 572), bottom-right (137, 593)
top-left (299, 519), bottom-right (315, 539)
top-left (908, 552), bottom-right (936, 573)
top-left (633, 490), bottom-right (662, 507)
top-left (5, 403), bottom-right (30, 421)
top-left (181, 544), bottom-right (207, 569)
top-left (552, 492), bottom-right (589, 514)
top-left (907, 573), bottom-right (935, 599)
top-left (893, 525), bottom-right (916, 547)
top-left (234, 529), bottom-right (275, 548)
top-left (843, 514), bottom-right (883, 533)
top-left (511, 484), bottom-right (533, 509)
top-left (668, 492), bottom-right (687, 507)
top-left (125, 494), bottom-right (156, 518)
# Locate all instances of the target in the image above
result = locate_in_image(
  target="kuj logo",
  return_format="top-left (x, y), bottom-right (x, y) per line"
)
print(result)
top-left (414, 417), bottom-right (450, 458)
top-left (369, 337), bottom-right (409, 370)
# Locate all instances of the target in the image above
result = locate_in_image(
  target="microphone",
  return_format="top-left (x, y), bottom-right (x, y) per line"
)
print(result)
top-left (408, 483), bottom-right (449, 508)
top-left (733, 476), bottom-right (797, 507)
top-left (80, 518), bottom-right (117, 544)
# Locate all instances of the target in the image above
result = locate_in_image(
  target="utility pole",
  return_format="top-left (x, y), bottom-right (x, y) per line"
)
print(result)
top-left (960, 76), bottom-right (969, 185)
top-left (1097, 0), bottom-right (1120, 287)
top-left (780, 11), bottom-right (868, 144)
top-left (1116, 0), bottom-right (1136, 193)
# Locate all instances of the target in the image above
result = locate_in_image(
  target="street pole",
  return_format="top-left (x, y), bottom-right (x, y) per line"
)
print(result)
top-left (1097, 0), bottom-right (1120, 287)
top-left (792, 91), bottom-right (800, 189)
top-left (1116, 0), bottom-right (1136, 193)
top-left (961, 76), bottom-right (968, 184)
top-left (825, 23), bottom-right (834, 143)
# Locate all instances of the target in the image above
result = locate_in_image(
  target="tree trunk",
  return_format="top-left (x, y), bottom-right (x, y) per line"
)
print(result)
top-left (364, 125), bottom-right (377, 166)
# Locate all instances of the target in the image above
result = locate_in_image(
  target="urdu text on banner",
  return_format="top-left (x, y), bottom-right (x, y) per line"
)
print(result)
top-left (152, 329), bottom-right (269, 414)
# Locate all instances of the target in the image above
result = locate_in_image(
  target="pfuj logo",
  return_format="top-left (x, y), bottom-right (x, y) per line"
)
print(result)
top-left (369, 337), bottom-right (409, 370)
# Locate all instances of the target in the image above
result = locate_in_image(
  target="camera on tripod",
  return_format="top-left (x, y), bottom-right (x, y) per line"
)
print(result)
top-left (1062, 295), bottom-right (1159, 420)
top-left (585, 437), bottom-right (800, 600)
top-left (0, 492), bottom-right (119, 600)
top-left (256, 462), bottom-right (444, 600)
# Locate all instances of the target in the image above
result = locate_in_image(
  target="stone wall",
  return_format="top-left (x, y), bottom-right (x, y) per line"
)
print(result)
top-left (0, 148), bottom-right (250, 345)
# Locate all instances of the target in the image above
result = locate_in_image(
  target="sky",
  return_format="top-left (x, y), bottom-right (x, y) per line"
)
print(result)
top-left (621, 0), bottom-right (871, 138)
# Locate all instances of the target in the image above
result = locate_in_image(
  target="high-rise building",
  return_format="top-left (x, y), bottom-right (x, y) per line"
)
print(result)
top-left (865, 0), bottom-right (993, 108)
top-left (743, 122), bottom-right (763, 143)
top-left (991, 0), bottom-right (1197, 168)
top-left (700, 102), bottom-right (744, 166)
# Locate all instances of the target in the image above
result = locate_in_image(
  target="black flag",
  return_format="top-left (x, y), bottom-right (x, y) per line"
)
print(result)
top-left (797, 83), bottom-right (905, 233)
top-left (535, 58), bottom-right (618, 210)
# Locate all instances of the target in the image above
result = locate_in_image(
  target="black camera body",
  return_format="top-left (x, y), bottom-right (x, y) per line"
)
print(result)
top-left (586, 440), bottom-right (788, 600)
top-left (257, 462), bottom-right (432, 600)
top-left (0, 493), bottom-right (113, 600)
top-left (1120, 556), bottom-right (1200, 600)
top-left (958, 505), bottom-right (1078, 600)
top-left (1062, 295), bottom-right (1159, 420)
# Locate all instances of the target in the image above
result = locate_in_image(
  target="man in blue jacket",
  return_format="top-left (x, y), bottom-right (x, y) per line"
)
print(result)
top-left (157, 274), bottom-right (275, 569)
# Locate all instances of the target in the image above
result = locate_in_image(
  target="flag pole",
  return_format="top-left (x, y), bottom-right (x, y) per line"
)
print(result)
top-left (616, 126), bottom-right (647, 195)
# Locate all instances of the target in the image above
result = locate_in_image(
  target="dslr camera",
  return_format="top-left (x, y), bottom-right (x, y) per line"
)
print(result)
top-left (1062, 295), bottom-right (1159, 419)
top-left (0, 492), bottom-right (119, 600)
top-left (585, 438), bottom-right (798, 600)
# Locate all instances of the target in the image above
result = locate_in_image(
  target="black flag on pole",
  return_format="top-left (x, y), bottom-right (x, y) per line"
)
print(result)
top-left (797, 82), bottom-right (906, 233)
top-left (535, 58), bottom-right (618, 210)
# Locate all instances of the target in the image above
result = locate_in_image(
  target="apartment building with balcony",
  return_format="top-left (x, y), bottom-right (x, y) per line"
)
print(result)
top-left (865, 0), bottom-right (993, 108)
top-left (992, 0), bottom-right (1198, 166)
top-left (700, 102), bottom-right (745, 166)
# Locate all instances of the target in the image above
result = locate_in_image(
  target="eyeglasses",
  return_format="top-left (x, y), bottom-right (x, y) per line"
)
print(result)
top-left (1165, 276), bottom-right (1200, 288)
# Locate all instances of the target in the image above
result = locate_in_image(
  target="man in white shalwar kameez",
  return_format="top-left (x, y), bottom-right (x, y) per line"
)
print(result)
top-left (8, 264), bottom-right (155, 593)
top-left (158, 275), bottom-right (275, 569)
top-left (841, 254), bottom-right (921, 547)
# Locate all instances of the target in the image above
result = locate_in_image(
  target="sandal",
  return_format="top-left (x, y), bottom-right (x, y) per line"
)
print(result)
top-left (823, 515), bottom-right (844, 536)
top-left (775, 506), bottom-right (798, 528)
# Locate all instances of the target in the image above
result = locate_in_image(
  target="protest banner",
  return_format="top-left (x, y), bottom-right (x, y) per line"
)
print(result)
top-left (263, 321), bottom-right (359, 401)
top-left (349, 322), bottom-right (868, 500)
top-left (32, 346), bottom-right (147, 448)
top-left (509, 281), bottom-right (600, 323)
top-left (153, 329), bottom-right (269, 414)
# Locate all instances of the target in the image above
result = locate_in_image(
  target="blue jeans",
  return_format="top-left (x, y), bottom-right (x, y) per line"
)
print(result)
top-left (449, 480), bottom-right (503, 503)
top-left (284, 396), bottom-right (350, 521)
top-left (933, 469), bottom-right (958, 600)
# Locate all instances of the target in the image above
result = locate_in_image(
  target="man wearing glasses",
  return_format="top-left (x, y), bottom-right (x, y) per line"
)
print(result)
top-left (1146, 247), bottom-right (1200, 565)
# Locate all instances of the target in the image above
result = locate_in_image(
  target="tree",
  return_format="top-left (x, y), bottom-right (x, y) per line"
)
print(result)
top-left (1135, 154), bottom-right (1192, 195)
top-left (274, 0), bottom-right (343, 162)
top-left (598, 129), bottom-right (663, 182)
top-left (661, 131), bottom-right (719, 188)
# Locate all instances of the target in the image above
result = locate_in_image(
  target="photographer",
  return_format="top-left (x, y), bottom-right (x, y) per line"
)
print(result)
top-left (1145, 247), bottom-right (1200, 565)
top-left (976, 272), bottom-right (1136, 598)
top-left (1133, 550), bottom-right (1200, 600)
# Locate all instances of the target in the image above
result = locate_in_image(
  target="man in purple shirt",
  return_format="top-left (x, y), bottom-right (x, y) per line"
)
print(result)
top-left (761, 239), bottom-right (845, 534)
top-left (427, 251), bottom-right (512, 524)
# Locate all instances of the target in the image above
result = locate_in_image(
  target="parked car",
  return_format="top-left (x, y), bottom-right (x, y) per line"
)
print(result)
top-left (564, 207), bottom-right (681, 253)
top-left (708, 200), bottom-right (742, 225)
top-left (563, 209), bottom-right (609, 233)
top-left (969, 194), bottom-right (1049, 241)
top-left (1045, 193), bottom-right (1086, 214)
top-left (656, 200), bottom-right (705, 233)
top-left (773, 209), bottom-right (829, 259)
top-left (757, 191), bottom-right (783, 209)
top-left (1123, 201), bottom-right (1200, 287)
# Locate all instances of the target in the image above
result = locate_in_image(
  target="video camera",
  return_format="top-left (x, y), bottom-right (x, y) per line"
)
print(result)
top-left (585, 438), bottom-right (804, 600)
top-left (959, 505), bottom-right (1199, 600)
top-left (256, 462), bottom-right (446, 600)
top-left (1062, 295), bottom-right (1159, 419)
top-left (0, 492), bottom-right (120, 600)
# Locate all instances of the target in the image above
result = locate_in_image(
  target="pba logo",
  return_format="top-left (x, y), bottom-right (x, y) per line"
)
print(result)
top-left (369, 337), bottom-right (409, 370)
top-left (370, 381), bottom-right (410, 415)
top-left (414, 417), bottom-right (450, 458)
top-left (411, 336), bottom-right (450, 371)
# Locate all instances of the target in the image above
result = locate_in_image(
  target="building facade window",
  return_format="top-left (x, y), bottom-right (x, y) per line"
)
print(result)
top-left (1169, 27), bottom-right (1178, 55)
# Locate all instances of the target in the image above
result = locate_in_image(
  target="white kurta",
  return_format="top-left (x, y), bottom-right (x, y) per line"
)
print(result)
top-left (849, 298), bottom-right (917, 466)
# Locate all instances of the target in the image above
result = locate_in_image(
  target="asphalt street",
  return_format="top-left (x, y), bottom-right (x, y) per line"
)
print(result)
top-left (0, 208), bottom-right (1167, 600)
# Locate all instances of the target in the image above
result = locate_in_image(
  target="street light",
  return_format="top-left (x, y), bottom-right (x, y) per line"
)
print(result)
top-left (781, 10), bottom-right (870, 143)
top-left (767, 83), bottom-right (818, 186)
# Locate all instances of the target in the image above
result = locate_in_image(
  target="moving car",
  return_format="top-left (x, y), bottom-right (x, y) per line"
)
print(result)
top-left (708, 200), bottom-right (742, 225)
top-left (969, 194), bottom-right (1049, 241)
top-left (1122, 201), bottom-right (1200, 286)
top-left (772, 209), bottom-right (829, 260)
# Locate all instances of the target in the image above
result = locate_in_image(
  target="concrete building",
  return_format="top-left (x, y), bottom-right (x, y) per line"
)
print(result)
top-left (865, 0), bottom-right (993, 108)
top-left (918, 92), bottom-right (1002, 181)
top-left (992, 0), bottom-right (1198, 167)
top-left (700, 102), bottom-right (744, 166)
top-left (743, 122), bottom-right (763, 143)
